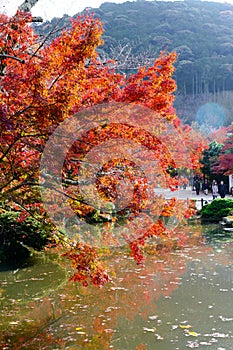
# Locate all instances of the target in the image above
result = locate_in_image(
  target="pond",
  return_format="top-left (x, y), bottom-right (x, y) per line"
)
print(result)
top-left (0, 223), bottom-right (233, 350)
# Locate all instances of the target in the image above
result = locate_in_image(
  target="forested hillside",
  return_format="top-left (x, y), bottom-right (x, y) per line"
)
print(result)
top-left (35, 0), bottom-right (233, 124)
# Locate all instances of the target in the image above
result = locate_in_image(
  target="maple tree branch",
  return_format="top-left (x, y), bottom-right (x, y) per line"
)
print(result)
top-left (10, 102), bottom-right (58, 119)
top-left (0, 131), bottom-right (45, 163)
top-left (29, 17), bottom-right (65, 60)
top-left (0, 137), bottom-right (21, 163)
top-left (0, 177), bottom-right (37, 196)
top-left (0, 177), bottom-right (15, 192)
top-left (48, 72), bottom-right (65, 90)
top-left (48, 28), bottom-right (96, 91)
top-left (0, 54), bottom-right (25, 63)
top-left (39, 178), bottom-right (97, 208)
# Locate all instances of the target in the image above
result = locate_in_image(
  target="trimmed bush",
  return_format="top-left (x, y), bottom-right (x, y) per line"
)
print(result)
top-left (200, 198), bottom-right (233, 222)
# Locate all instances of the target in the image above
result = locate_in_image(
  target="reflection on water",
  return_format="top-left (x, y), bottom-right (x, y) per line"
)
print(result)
top-left (0, 255), bottom-right (67, 302)
top-left (0, 224), bottom-right (233, 349)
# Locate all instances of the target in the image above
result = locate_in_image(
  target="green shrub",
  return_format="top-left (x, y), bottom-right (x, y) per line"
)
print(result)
top-left (200, 198), bottom-right (233, 222)
top-left (0, 211), bottom-right (54, 264)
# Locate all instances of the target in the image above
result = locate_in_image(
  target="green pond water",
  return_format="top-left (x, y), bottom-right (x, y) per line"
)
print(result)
top-left (0, 224), bottom-right (233, 350)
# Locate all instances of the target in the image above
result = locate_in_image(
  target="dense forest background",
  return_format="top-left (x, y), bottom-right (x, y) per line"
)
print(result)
top-left (35, 0), bottom-right (233, 125)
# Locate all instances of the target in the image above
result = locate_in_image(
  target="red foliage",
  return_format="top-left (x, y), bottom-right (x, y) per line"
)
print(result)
top-left (212, 124), bottom-right (233, 174)
top-left (1, 11), bottom-right (202, 286)
top-left (63, 243), bottom-right (110, 286)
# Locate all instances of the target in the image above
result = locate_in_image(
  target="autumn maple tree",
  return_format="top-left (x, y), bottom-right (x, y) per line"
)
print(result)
top-left (0, 9), bottom-right (204, 285)
top-left (212, 124), bottom-right (233, 175)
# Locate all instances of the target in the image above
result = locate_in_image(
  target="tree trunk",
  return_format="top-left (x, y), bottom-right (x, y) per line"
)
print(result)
top-left (19, 0), bottom-right (39, 12)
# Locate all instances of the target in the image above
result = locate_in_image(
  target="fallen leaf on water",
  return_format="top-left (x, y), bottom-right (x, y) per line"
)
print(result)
top-left (219, 315), bottom-right (233, 322)
top-left (9, 321), bottom-right (19, 325)
top-left (104, 329), bottom-right (114, 333)
top-left (155, 334), bottom-right (164, 340)
top-left (171, 325), bottom-right (178, 330)
top-left (143, 327), bottom-right (157, 332)
top-left (186, 331), bottom-right (200, 337)
top-left (148, 315), bottom-right (158, 320)
top-left (187, 340), bottom-right (199, 348)
top-left (179, 324), bottom-right (192, 329)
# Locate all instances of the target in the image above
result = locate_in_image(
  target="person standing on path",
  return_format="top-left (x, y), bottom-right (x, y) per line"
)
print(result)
top-left (195, 179), bottom-right (200, 195)
top-left (212, 180), bottom-right (218, 199)
top-left (219, 180), bottom-right (226, 198)
top-left (202, 180), bottom-right (209, 195)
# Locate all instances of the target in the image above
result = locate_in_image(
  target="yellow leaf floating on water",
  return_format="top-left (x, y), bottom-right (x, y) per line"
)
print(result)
top-left (76, 327), bottom-right (86, 334)
top-left (179, 324), bottom-right (192, 329)
top-left (187, 331), bottom-right (199, 337)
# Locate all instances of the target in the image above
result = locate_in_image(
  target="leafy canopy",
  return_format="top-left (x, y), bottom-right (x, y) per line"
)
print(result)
top-left (0, 11), bottom-right (204, 285)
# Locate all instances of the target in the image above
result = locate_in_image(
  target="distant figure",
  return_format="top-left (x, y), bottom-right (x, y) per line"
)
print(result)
top-left (212, 180), bottom-right (218, 199)
top-left (202, 180), bottom-right (209, 195)
top-left (195, 179), bottom-right (200, 195)
top-left (219, 180), bottom-right (226, 198)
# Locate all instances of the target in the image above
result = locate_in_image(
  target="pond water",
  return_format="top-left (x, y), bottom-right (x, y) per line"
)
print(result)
top-left (0, 223), bottom-right (233, 350)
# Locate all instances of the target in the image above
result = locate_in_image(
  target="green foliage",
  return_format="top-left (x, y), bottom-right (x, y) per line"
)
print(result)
top-left (201, 141), bottom-right (224, 182)
top-left (200, 198), bottom-right (233, 222)
top-left (0, 211), bottom-right (54, 264)
top-left (36, 0), bottom-right (233, 92)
